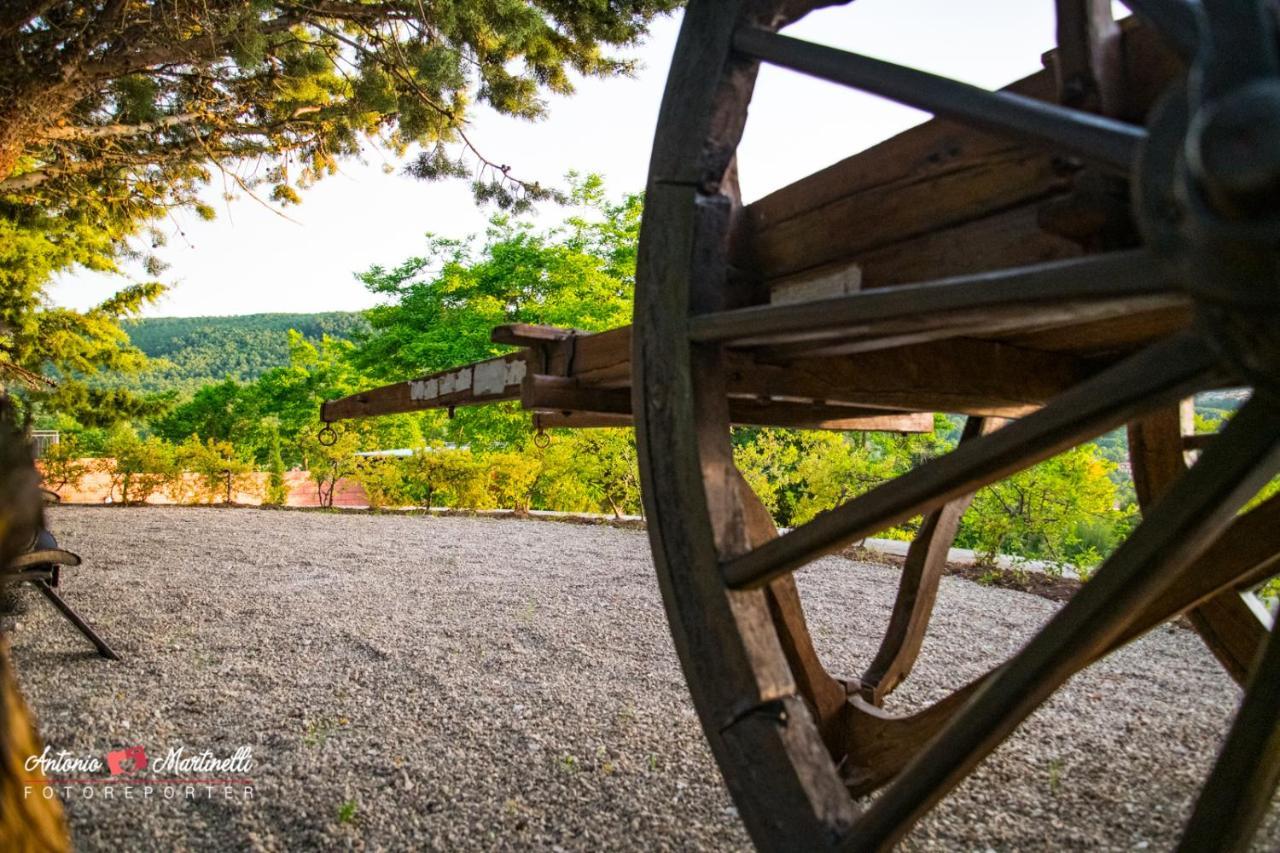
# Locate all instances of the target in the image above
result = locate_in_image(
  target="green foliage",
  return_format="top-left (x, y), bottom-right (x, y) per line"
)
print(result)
top-left (265, 421), bottom-right (288, 506)
top-left (97, 425), bottom-right (176, 504)
top-left (734, 418), bottom-right (953, 534)
top-left (959, 444), bottom-right (1131, 575)
top-left (2, 222), bottom-right (166, 422)
top-left (354, 175), bottom-right (638, 449)
top-left (350, 456), bottom-right (411, 510)
top-left (114, 312), bottom-right (370, 393)
top-left (483, 450), bottom-right (542, 514)
top-left (38, 436), bottom-right (88, 493)
top-left (534, 430), bottom-right (639, 517)
top-left (172, 436), bottom-right (257, 504)
top-left (297, 420), bottom-right (361, 509)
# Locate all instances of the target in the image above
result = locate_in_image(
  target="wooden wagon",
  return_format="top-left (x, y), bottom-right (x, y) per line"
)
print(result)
top-left (323, 1), bottom-right (1280, 849)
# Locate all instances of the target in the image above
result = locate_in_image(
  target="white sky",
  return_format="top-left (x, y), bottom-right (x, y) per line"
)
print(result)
top-left (50, 0), bottom-right (1068, 318)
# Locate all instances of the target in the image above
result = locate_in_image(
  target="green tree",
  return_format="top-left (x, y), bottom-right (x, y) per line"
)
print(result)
top-left (173, 435), bottom-right (257, 503)
top-left (264, 418), bottom-right (288, 505)
top-left (153, 378), bottom-right (259, 446)
top-left (97, 424), bottom-right (175, 503)
top-left (297, 420), bottom-right (360, 508)
top-left (959, 444), bottom-right (1130, 575)
top-left (37, 435), bottom-right (88, 494)
top-left (354, 176), bottom-right (639, 449)
top-left (3, 3), bottom-right (674, 428)
top-left (1, 3), bottom-right (675, 207)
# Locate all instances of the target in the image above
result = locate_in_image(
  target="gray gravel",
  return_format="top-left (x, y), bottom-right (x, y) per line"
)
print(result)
top-left (6, 506), bottom-right (1276, 852)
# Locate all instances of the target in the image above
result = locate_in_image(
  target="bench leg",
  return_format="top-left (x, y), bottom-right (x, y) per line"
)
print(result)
top-left (32, 580), bottom-right (120, 660)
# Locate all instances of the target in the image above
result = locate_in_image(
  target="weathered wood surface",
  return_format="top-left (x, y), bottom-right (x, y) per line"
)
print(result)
top-left (1129, 407), bottom-right (1271, 686)
top-left (320, 352), bottom-right (527, 421)
top-left (635, 2), bottom-right (860, 844)
top-left (859, 416), bottom-right (1003, 706)
top-left (849, 395), bottom-right (1280, 849)
top-left (741, 20), bottom-right (1178, 287)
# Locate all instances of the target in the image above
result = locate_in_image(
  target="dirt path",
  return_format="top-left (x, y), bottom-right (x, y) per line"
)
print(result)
top-left (7, 506), bottom-right (1276, 851)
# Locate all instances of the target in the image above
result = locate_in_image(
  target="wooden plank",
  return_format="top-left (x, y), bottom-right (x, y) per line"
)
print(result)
top-left (743, 69), bottom-right (1066, 283)
top-left (688, 251), bottom-right (1181, 351)
top-left (533, 411), bottom-right (632, 429)
top-left (490, 323), bottom-right (577, 348)
top-left (726, 402), bottom-right (933, 432)
top-left (857, 203), bottom-right (1082, 289)
top-left (732, 338), bottom-right (1091, 417)
top-left (543, 326), bottom-right (632, 388)
top-left (320, 353), bottom-right (527, 421)
top-left (741, 19), bottom-right (1178, 287)
top-left (995, 302), bottom-right (1192, 355)
top-left (555, 325), bottom-right (1097, 416)
top-left (525, 372), bottom-right (935, 432)
top-left (1129, 406), bottom-right (1270, 686)
top-left (1053, 0), bottom-right (1120, 112)
top-left (859, 417), bottom-right (1003, 705)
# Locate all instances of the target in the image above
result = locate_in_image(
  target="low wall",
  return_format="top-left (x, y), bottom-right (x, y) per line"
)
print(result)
top-left (40, 461), bottom-right (370, 508)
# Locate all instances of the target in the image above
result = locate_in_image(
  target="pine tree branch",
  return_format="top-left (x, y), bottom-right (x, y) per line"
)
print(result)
top-left (40, 111), bottom-right (206, 141)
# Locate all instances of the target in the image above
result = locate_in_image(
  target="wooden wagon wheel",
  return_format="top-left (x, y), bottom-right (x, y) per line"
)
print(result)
top-left (632, 1), bottom-right (1280, 850)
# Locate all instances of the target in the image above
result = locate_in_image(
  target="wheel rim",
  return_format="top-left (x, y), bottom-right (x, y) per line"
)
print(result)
top-left (634, 2), bottom-right (1280, 850)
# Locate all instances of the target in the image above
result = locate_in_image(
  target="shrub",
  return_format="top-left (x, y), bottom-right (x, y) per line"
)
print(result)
top-left (961, 444), bottom-right (1130, 576)
top-left (98, 427), bottom-right (176, 504)
top-left (352, 456), bottom-right (410, 510)
top-left (266, 424), bottom-right (289, 506)
top-left (39, 436), bottom-right (88, 494)
top-left (298, 421), bottom-right (361, 508)
top-left (174, 436), bottom-right (258, 504)
top-left (483, 450), bottom-right (542, 513)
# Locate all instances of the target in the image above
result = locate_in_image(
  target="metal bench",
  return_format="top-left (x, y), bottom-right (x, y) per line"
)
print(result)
top-left (4, 525), bottom-right (118, 660)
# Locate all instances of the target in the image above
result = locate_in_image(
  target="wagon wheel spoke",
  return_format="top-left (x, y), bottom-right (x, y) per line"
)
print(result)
top-left (842, 482), bottom-right (1280, 797)
top-left (1117, 0), bottom-right (1201, 60)
top-left (722, 333), bottom-right (1224, 590)
top-left (1178, 620), bottom-right (1280, 851)
top-left (859, 416), bottom-right (1002, 705)
top-left (1185, 593), bottom-right (1272, 683)
top-left (732, 27), bottom-right (1146, 173)
top-left (688, 251), bottom-right (1181, 352)
top-left (842, 395), bottom-right (1280, 849)
top-left (731, 466), bottom-right (850, 740)
top-left (1130, 406), bottom-right (1276, 684)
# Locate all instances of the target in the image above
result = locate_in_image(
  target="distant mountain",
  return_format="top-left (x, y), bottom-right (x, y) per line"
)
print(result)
top-left (115, 312), bottom-right (369, 394)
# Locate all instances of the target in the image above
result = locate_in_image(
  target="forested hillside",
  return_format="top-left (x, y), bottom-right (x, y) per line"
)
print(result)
top-left (114, 313), bottom-right (369, 393)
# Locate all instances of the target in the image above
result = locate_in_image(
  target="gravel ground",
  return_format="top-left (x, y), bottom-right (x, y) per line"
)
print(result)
top-left (6, 506), bottom-right (1277, 852)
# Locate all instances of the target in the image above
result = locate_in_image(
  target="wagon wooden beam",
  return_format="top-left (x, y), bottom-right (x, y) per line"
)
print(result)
top-left (523, 372), bottom-right (936, 432)
top-left (326, 320), bottom-right (1102, 426)
top-left (320, 352), bottom-right (527, 421)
